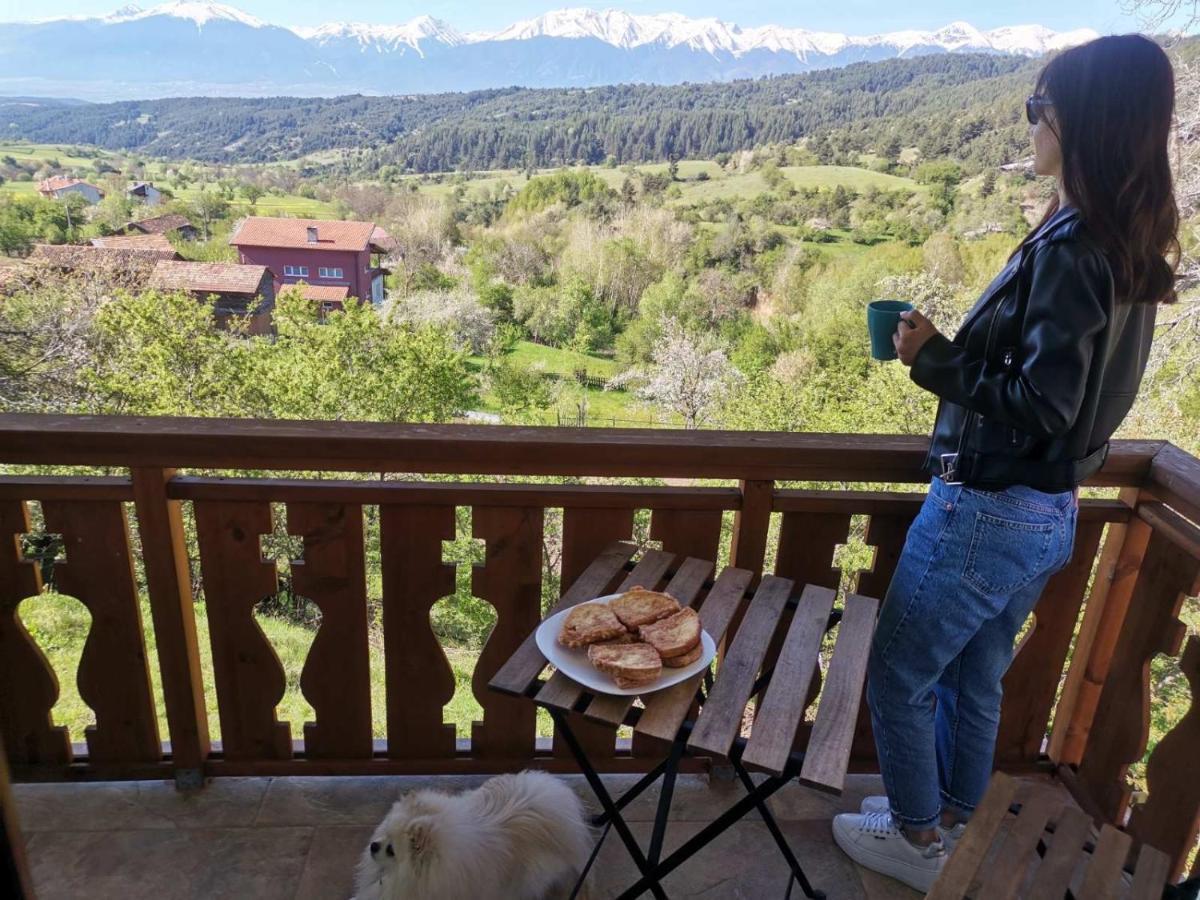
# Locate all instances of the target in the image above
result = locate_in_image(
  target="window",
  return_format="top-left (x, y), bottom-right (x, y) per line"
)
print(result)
top-left (318, 267), bottom-right (344, 279)
top-left (282, 265), bottom-right (309, 277)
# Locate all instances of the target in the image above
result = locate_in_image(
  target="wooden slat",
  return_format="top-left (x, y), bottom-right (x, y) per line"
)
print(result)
top-left (489, 540), bottom-right (635, 696)
top-left (1076, 528), bottom-right (1200, 821)
top-left (0, 733), bottom-right (36, 900)
top-left (1127, 636), bottom-right (1200, 881)
top-left (470, 506), bottom-right (544, 760)
top-left (535, 549), bottom-right (675, 712)
top-left (996, 520), bottom-right (1105, 765)
top-left (3, 413), bottom-right (1160, 484)
top-left (773, 490), bottom-right (1130, 523)
top-left (41, 499), bottom-right (160, 764)
top-left (584, 557), bottom-right (713, 726)
top-left (170, 478), bottom-right (739, 511)
top-left (1148, 440), bottom-right (1200, 524)
top-left (287, 502), bottom-right (372, 759)
top-left (767, 511), bottom-right (850, 744)
top-left (1077, 825), bottom-right (1132, 900)
top-left (636, 566), bottom-right (754, 742)
top-left (798, 592), bottom-right (878, 793)
top-left (1024, 806), bottom-right (1094, 900)
top-left (741, 585), bottom-right (836, 774)
top-left (1128, 842), bottom-right (1172, 900)
top-left (850, 510), bottom-right (917, 764)
top-left (927, 772), bottom-right (1019, 900)
top-left (0, 499), bottom-right (68, 766)
top-left (131, 467), bottom-right (209, 776)
top-left (1049, 488), bottom-right (1144, 764)
top-left (380, 505), bottom-right (456, 760)
top-left (551, 510), bottom-right (636, 762)
top-left (975, 789), bottom-right (1059, 900)
top-left (730, 480), bottom-right (774, 586)
top-left (194, 500), bottom-right (291, 762)
top-left (687, 576), bottom-right (793, 757)
top-left (649, 508), bottom-right (724, 566)
top-left (0, 475), bottom-right (133, 501)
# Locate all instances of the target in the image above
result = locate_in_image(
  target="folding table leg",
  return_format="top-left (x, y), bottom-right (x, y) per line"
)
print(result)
top-left (732, 757), bottom-right (826, 900)
top-left (549, 709), bottom-right (671, 900)
top-left (613, 773), bottom-right (800, 900)
top-left (592, 755), bottom-right (673, 827)
top-left (647, 729), bottom-right (689, 866)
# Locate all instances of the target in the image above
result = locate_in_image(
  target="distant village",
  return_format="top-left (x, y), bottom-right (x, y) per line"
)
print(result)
top-left (1, 173), bottom-right (396, 334)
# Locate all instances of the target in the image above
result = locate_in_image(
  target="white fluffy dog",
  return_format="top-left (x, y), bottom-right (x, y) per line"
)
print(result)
top-left (352, 770), bottom-right (592, 900)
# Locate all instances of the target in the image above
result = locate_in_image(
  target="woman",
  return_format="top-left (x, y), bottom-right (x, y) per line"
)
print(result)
top-left (832, 34), bottom-right (1179, 893)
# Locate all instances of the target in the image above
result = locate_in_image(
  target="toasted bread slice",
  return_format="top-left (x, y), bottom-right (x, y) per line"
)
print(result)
top-left (594, 632), bottom-right (638, 646)
top-left (662, 642), bottom-right (704, 668)
top-left (610, 589), bottom-right (680, 629)
top-left (639, 607), bottom-right (701, 659)
top-left (588, 642), bottom-right (662, 687)
top-left (559, 603), bottom-right (626, 648)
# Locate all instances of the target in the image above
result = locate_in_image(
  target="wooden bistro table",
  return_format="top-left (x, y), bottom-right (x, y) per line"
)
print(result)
top-left (489, 541), bottom-right (881, 900)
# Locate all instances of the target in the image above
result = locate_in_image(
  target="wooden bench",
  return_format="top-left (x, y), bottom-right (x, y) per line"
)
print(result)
top-left (928, 771), bottom-right (1172, 900)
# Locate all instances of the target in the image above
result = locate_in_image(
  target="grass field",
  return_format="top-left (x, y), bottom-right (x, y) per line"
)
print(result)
top-left (470, 340), bottom-right (674, 427)
top-left (403, 161), bottom-right (917, 205)
top-left (0, 140), bottom-right (111, 168)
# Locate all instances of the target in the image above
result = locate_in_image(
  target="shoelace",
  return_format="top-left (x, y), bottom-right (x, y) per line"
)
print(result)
top-left (859, 811), bottom-right (899, 836)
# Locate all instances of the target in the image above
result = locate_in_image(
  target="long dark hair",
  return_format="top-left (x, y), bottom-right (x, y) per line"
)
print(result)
top-left (1022, 34), bottom-right (1179, 305)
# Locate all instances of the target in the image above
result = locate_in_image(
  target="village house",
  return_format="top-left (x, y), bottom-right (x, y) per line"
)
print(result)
top-left (91, 233), bottom-right (178, 254)
top-left (36, 175), bottom-right (104, 204)
top-left (147, 260), bottom-right (275, 335)
top-left (28, 242), bottom-right (180, 288)
top-left (126, 181), bottom-right (163, 206)
top-left (122, 213), bottom-right (198, 241)
top-left (229, 216), bottom-right (393, 308)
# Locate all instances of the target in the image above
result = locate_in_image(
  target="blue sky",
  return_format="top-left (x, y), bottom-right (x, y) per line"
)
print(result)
top-left (0, 1), bottom-right (1160, 33)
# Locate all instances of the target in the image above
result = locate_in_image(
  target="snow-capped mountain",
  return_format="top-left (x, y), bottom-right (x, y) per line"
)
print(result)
top-left (0, 2), bottom-right (1101, 101)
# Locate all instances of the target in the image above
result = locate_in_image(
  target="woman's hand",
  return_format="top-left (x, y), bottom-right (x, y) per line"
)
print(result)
top-left (893, 309), bottom-right (939, 366)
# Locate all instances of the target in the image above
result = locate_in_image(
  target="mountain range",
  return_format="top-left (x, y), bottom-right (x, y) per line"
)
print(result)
top-left (0, 2), bottom-right (1100, 101)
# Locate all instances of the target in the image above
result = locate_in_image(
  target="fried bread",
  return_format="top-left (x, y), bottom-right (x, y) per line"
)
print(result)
top-left (587, 642), bottom-right (662, 687)
top-left (609, 588), bottom-right (680, 629)
top-left (661, 642), bottom-right (704, 668)
top-left (558, 603), bottom-right (626, 648)
top-left (638, 607), bottom-right (701, 659)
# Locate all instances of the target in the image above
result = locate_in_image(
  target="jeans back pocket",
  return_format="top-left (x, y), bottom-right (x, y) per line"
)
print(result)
top-left (963, 512), bottom-right (1056, 599)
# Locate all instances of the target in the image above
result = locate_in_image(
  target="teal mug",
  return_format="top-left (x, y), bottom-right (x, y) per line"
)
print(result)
top-left (867, 299), bottom-right (915, 361)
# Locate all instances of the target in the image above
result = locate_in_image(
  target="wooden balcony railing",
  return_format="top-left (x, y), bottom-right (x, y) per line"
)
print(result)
top-left (0, 414), bottom-right (1197, 878)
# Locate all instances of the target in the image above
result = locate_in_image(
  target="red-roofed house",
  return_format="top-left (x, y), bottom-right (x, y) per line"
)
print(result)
top-left (229, 217), bottom-right (390, 308)
top-left (148, 260), bottom-right (275, 335)
top-left (37, 176), bottom-right (104, 204)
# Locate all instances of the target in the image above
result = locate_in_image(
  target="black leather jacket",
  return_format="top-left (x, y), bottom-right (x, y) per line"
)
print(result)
top-left (912, 206), bottom-right (1157, 492)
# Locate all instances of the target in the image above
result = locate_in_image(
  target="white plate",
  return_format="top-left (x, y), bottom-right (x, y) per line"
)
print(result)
top-left (535, 593), bottom-right (716, 696)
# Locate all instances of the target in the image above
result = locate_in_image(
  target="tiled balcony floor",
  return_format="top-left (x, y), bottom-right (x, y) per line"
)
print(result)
top-left (12, 771), bottom-right (1071, 899)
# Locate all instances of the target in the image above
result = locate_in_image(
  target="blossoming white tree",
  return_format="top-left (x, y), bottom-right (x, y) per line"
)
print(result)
top-left (610, 317), bottom-right (744, 428)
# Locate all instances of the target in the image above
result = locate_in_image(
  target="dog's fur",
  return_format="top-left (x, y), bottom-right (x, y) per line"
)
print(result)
top-left (352, 770), bottom-right (592, 900)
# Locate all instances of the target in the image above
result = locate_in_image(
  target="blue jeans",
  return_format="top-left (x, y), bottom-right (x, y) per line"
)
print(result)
top-left (867, 477), bottom-right (1077, 830)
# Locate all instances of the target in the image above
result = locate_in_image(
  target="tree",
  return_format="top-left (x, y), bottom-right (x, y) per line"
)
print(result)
top-left (239, 183), bottom-right (266, 210)
top-left (611, 318), bottom-right (745, 428)
top-left (192, 189), bottom-right (230, 241)
top-left (668, 157), bottom-right (680, 182)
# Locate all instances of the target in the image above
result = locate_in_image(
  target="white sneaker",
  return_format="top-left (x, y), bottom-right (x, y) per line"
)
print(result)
top-left (859, 797), bottom-right (968, 851)
top-left (832, 811), bottom-right (947, 893)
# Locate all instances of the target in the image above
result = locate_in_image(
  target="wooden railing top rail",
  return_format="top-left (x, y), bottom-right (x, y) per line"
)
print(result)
top-left (0, 413), bottom-right (1169, 485)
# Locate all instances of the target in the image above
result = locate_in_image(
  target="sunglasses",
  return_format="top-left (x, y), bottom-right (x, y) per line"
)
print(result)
top-left (1025, 95), bottom-right (1053, 125)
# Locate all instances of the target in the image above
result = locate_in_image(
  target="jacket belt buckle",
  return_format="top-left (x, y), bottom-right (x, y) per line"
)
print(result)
top-left (939, 453), bottom-right (964, 486)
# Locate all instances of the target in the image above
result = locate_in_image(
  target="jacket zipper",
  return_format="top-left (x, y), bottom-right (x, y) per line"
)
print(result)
top-left (951, 284), bottom-right (1010, 477)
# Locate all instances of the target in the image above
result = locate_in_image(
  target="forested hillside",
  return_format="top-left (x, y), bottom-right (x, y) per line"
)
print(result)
top-left (2, 54), bottom-right (1035, 170)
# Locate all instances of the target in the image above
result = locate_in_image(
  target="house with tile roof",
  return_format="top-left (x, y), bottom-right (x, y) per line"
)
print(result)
top-left (29, 243), bottom-right (179, 288)
top-left (91, 233), bottom-right (178, 254)
top-left (148, 261), bottom-right (275, 335)
top-left (36, 176), bottom-right (104, 204)
top-left (123, 214), bottom-right (198, 241)
top-left (229, 217), bottom-right (391, 308)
